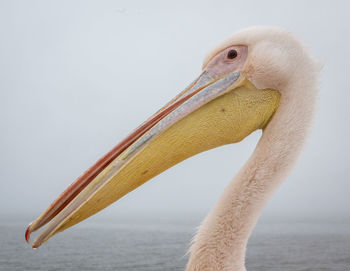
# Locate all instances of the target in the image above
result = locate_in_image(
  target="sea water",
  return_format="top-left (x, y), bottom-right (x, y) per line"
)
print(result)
top-left (1, 217), bottom-right (349, 271)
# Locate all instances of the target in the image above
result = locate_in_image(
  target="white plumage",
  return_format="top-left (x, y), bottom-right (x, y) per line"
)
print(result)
top-left (187, 27), bottom-right (320, 270)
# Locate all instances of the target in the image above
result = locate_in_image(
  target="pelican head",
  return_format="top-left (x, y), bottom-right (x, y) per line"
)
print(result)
top-left (26, 26), bottom-right (320, 268)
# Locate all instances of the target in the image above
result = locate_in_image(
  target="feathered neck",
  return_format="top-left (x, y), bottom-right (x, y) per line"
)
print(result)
top-left (186, 69), bottom-right (319, 271)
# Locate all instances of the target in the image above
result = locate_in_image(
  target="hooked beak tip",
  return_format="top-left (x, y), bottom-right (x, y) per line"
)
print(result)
top-left (25, 223), bottom-right (32, 243)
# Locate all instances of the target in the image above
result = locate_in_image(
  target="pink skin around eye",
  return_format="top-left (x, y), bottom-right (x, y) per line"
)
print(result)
top-left (205, 45), bottom-right (248, 77)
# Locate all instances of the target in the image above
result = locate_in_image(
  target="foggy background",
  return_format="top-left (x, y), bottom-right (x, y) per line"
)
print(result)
top-left (1, 0), bottom-right (349, 225)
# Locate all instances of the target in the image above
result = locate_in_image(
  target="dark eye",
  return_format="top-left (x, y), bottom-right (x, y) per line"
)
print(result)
top-left (227, 49), bottom-right (238, 59)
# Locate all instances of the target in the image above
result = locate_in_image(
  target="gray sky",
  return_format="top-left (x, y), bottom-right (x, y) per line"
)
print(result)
top-left (1, 0), bottom-right (349, 223)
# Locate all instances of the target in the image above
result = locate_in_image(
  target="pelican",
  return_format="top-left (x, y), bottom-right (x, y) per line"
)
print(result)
top-left (25, 26), bottom-right (320, 270)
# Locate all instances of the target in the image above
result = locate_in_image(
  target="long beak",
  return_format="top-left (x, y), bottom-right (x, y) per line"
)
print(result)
top-left (26, 70), bottom-right (280, 248)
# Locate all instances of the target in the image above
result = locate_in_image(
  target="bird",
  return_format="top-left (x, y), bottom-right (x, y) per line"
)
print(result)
top-left (25, 26), bottom-right (320, 271)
